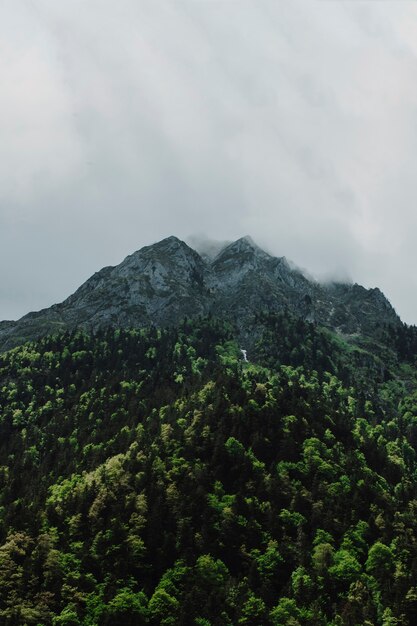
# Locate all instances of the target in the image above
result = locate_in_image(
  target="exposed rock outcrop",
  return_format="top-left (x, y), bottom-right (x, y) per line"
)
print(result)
top-left (0, 236), bottom-right (400, 352)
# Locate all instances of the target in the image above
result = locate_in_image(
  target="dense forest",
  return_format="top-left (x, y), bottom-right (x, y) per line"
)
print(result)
top-left (2, 313), bottom-right (417, 624)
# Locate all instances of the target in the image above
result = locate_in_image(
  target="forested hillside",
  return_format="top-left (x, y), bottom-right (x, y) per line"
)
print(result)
top-left (1, 313), bottom-right (417, 624)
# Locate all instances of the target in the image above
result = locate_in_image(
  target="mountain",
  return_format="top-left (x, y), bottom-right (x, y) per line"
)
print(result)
top-left (1, 313), bottom-right (417, 624)
top-left (2, 238), bottom-right (417, 624)
top-left (0, 235), bottom-right (400, 352)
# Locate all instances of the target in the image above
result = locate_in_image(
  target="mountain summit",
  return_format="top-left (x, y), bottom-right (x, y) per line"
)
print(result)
top-left (0, 236), bottom-right (399, 352)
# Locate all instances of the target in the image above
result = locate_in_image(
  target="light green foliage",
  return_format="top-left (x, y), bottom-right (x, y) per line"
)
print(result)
top-left (238, 592), bottom-right (267, 624)
top-left (257, 541), bottom-right (283, 580)
top-left (270, 598), bottom-right (302, 625)
top-left (279, 509), bottom-right (307, 528)
top-left (225, 436), bottom-right (245, 457)
top-left (148, 589), bottom-right (179, 625)
top-left (312, 541), bottom-right (334, 575)
top-left (105, 589), bottom-right (148, 625)
top-left (365, 542), bottom-right (395, 581)
top-left (195, 555), bottom-right (228, 588)
top-left (291, 567), bottom-right (314, 600)
top-left (52, 604), bottom-right (81, 625)
top-left (329, 549), bottom-right (362, 584)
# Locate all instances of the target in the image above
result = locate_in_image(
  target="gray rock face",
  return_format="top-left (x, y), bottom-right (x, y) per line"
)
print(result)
top-left (0, 235), bottom-right (400, 352)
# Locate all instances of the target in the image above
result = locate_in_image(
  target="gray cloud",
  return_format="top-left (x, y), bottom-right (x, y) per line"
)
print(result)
top-left (2, 1), bottom-right (417, 322)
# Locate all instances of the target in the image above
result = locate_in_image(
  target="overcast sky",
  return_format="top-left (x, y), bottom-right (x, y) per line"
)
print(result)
top-left (2, 1), bottom-right (417, 323)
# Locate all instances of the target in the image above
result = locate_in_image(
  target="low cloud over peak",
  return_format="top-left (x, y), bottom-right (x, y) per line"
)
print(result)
top-left (1, 1), bottom-right (417, 322)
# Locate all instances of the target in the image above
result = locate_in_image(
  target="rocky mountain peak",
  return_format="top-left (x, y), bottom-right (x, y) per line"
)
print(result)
top-left (0, 235), bottom-right (403, 352)
top-left (213, 236), bottom-right (269, 261)
top-left (142, 235), bottom-right (191, 256)
top-left (211, 236), bottom-right (272, 279)
top-left (118, 235), bottom-right (203, 274)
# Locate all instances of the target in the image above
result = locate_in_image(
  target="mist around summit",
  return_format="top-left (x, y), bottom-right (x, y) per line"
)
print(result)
top-left (2, 1), bottom-right (417, 323)
top-left (0, 235), bottom-right (400, 354)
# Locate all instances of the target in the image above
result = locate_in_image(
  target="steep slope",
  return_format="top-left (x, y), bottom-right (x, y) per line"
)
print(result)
top-left (1, 318), bottom-right (417, 624)
top-left (60, 236), bottom-right (208, 327)
top-left (0, 235), bottom-right (401, 352)
top-left (0, 237), bottom-right (208, 351)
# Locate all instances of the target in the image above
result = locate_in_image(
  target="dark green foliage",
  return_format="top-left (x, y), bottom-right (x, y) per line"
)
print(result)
top-left (0, 315), bottom-right (417, 623)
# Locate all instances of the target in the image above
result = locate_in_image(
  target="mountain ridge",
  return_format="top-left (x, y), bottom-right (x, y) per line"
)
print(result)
top-left (0, 235), bottom-right (400, 352)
